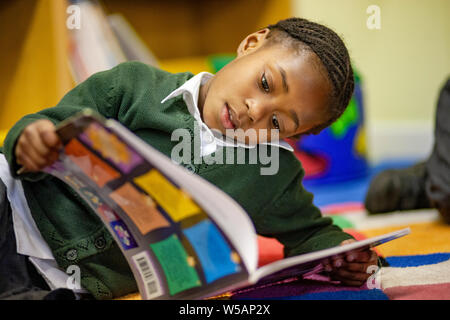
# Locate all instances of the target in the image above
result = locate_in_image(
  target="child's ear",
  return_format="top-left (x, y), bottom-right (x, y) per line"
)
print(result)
top-left (237, 28), bottom-right (270, 57)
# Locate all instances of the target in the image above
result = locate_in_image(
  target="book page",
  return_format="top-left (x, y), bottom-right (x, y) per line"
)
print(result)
top-left (44, 111), bottom-right (257, 299)
top-left (250, 227), bottom-right (410, 284)
top-left (107, 120), bottom-right (258, 274)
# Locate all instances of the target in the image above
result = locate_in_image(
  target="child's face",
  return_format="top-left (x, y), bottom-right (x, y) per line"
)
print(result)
top-left (198, 29), bottom-right (332, 144)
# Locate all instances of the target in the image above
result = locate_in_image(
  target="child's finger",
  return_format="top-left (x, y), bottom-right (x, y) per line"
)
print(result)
top-left (329, 254), bottom-right (347, 268)
top-left (36, 121), bottom-right (60, 149)
top-left (23, 128), bottom-right (52, 158)
top-left (40, 129), bottom-right (61, 150)
top-left (322, 259), bottom-right (335, 272)
top-left (343, 262), bottom-right (369, 273)
top-left (346, 249), bottom-right (376, 263)
top-left (16, 136), bottom-right (53, 171)
top-left (23, 145), bottom-right (48, 169)
top-left (340, 239), bottom-right (355, 245)
top-left (332, 257), bottom-right (346, 268)
top-left (339, 278), bottom-right (365, 287)
top-left (323, 254), bottom-right (349, 270)
top-left (17, 152), bottom-right (40, 172)
top-left (333, 267), bottom-right (369, 283)
top-left (331, 272), bottom-right (367, 287)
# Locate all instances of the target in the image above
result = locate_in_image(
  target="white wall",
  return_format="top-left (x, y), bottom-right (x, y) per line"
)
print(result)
top-left (293, 0), bottom-right (450, 163)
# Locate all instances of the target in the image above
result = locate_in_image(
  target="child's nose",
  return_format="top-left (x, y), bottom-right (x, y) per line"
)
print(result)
top-left (245, 99), bottom-right (270, 123)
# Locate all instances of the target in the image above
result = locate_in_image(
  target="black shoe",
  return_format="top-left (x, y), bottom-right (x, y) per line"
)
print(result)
top-left (365, 162), bottom-right (431, 214)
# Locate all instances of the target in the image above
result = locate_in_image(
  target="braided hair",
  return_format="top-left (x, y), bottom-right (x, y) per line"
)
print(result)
top-left (266, 17), bottom-right (354, 137)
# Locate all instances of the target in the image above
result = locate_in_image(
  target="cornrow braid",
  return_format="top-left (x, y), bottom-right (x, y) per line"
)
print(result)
top-left (266, 17), bottom-right (355, 136)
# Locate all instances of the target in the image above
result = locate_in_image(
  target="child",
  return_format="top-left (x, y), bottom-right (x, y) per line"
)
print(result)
top-left (0, 18), bottom-right (378, 299)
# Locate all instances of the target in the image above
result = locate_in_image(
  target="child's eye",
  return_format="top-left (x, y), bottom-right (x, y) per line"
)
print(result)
top-left (271, 114), bottom-right (280, 130)
top-left (261, 73), bottom-right (270, 93)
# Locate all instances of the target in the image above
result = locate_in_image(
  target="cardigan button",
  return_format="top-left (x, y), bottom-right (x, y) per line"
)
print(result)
top-left (66, 249), bottom-right (78, 261)
top-left (94, 236), bottom-right (106, 250)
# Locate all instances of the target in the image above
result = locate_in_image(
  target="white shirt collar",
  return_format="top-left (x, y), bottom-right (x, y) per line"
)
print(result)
top-left (161, 72), bottom-right (294, 157)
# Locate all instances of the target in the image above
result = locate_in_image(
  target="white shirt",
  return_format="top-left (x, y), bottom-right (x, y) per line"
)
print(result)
top-left (3, 70), bottom-right (294, 292)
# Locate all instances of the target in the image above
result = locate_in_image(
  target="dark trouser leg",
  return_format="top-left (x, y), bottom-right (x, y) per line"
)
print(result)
top-left (364, 78), bottom-right (450, 218)
top-left (0, 179), bottom-right (51, 299)
top-left (425, 78), bottom-right (450, 224)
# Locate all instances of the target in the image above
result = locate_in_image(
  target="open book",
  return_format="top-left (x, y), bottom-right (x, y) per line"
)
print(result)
top-left (44, 109), bottom-right (410, 299)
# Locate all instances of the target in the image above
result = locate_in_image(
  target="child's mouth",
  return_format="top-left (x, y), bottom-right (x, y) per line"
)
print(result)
top-left (221, 103), bottom-right (236, 130)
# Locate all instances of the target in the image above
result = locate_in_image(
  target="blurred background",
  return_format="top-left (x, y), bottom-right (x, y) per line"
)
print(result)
top-left (0, 0), bottom-right (449, 191)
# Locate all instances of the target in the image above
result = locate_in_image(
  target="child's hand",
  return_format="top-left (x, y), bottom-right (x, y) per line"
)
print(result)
top-left (322, 239), bottom-right (379, 286)
top-left (15, 119), bottom-right (62, 173)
